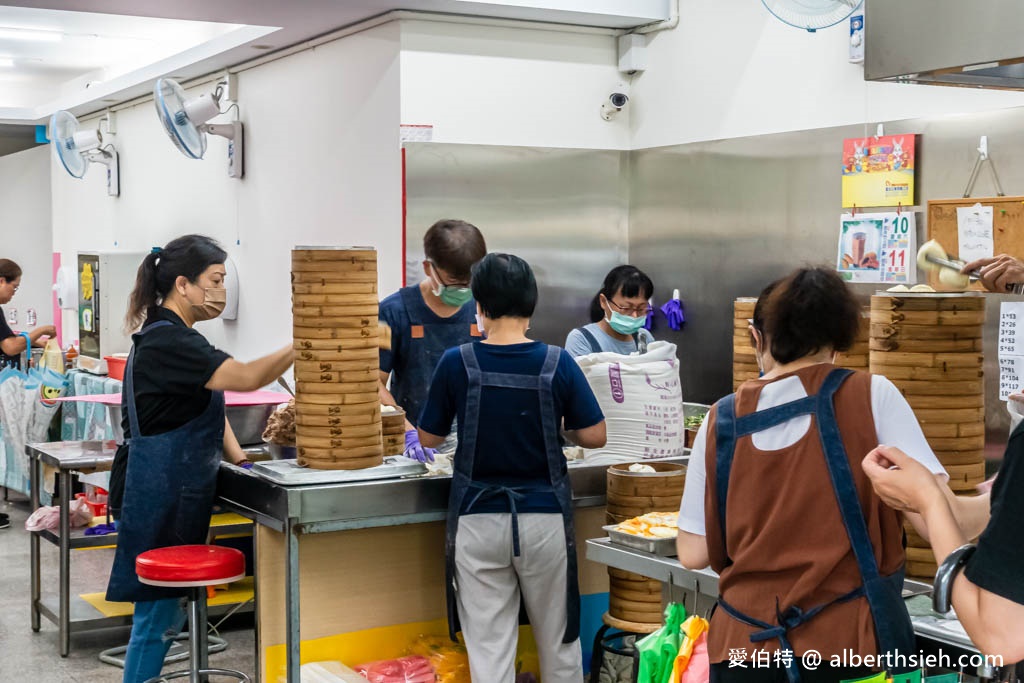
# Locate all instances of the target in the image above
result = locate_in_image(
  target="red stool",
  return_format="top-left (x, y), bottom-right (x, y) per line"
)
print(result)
top-left (136, 545), bottom-right (250, 683)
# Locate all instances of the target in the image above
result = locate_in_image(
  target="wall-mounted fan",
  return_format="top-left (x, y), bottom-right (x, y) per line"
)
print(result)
top-left (49, 110), bottom-right (120, 196)
top-left (154, 77), bottom-right (244, 178)
top-left (762, 0), bottom-right (862, 32)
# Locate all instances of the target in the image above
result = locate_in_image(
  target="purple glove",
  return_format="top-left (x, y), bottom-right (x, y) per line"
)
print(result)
top-left (660, 299), bottom-right (685, 331)
top-left (236, 459), bottom-right (254, 470)
top-left (404, 429), bottom-right (436, 463)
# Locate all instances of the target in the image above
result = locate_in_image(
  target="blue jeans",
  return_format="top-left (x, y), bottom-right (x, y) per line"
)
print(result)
top-left (122, 597), bottom-right (188, 683)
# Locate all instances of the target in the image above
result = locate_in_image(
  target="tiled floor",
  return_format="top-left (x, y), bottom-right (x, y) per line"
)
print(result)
top-left (0, 494), bottom-right (255, 682)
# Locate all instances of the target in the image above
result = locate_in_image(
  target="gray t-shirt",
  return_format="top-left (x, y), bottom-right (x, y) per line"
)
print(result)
top-left (564, 322), bottom-right (655, 358)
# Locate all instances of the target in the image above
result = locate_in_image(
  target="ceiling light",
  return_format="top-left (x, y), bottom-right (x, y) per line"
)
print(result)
top-left (0, 58), bottom-right (13, 68)
top-left (0, 27), bottom-right (64, 43)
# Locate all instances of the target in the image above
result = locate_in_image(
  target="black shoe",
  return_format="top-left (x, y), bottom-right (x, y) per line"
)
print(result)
top-left (0, 513), bottom-right (9, 529)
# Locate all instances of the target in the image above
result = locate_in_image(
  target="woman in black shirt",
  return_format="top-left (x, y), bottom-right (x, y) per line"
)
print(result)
top-left (0, 258), bottom-right (56, 369)
top-left (107, 235), bottom-right (293, 683)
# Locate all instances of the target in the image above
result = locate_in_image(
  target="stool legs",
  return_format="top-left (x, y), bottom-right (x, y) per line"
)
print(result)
top-left (188, 588), bottom-right (209, 683)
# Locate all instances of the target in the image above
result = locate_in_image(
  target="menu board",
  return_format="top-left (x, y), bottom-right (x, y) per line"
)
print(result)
top-left (836, 212), bottom-right (917, 284)
top-left (998, 301), bottom-right (1024, 400)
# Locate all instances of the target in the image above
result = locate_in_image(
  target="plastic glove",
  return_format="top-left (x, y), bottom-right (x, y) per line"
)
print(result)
top-left (404, 429), bottom-right (436, 463)
top-left (660, 290), bottom-right (686, 331)
top-left (236, 459), bottom-right (254, 470)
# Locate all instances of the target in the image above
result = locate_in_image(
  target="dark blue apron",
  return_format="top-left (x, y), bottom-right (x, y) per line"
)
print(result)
top-left (444, 343), bottom-right (581, 644)
top-left (105, 320), bottom-right (226, 603)
top-left (713, 368), bottom-right (915, 682)
top-left (391, 286), bottom-right (477, 427)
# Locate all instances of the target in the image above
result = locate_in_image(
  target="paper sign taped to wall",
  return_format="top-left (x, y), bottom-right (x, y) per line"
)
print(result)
top-left (957, 204), bottom-right (994, 263)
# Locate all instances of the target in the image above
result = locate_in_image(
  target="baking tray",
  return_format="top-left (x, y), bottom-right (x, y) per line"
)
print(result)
top-left (252, 456), bottom-right (427, 486)
top-left (603, 524), bottom-right (678, 557)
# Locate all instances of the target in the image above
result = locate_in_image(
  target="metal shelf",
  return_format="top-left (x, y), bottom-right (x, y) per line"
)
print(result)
top-left (33, 522), bottom-right (254, 551)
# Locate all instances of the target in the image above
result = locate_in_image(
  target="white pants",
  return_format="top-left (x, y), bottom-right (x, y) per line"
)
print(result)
top-left (455, 512), bottom-right (584, 683)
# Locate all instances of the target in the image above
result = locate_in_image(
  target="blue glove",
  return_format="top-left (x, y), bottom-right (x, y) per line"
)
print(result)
top-left (236, 459), bottom-right (254, 470)
top-left (404, 429), bottom-right (436, 463)
top-left (660, 295), bottom-right (685, 331)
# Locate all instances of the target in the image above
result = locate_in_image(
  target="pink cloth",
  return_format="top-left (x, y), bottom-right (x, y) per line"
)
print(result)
top-left (57, 391), bottom-right (289, 406)
top-left (680, 633), bottom-right (710, 683)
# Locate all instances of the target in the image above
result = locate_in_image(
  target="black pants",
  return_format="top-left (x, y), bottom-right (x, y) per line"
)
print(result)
top-left (711, 662), bottom-right (873, 683)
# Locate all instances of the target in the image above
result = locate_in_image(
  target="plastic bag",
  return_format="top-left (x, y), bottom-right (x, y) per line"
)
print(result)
top-left (669, 615), bottom-right (709, 683)
top-left (678, 633), bottom-right (708, 683)
top-left (407, 635), bottom-right (471, 683)
top-left (277, 661), bottom-right (366, 683)
top-left (637, 602), bottom-right (687, 683)
top-left (354, 655), bottom-right (435, 683)
top-left (25, 498), bottom-right (93, 531)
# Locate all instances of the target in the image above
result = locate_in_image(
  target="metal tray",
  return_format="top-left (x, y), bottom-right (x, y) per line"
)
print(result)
top-left (252, 456), bottom-right (426, 486)
top-left (603, 524), bottom-right (678, 557)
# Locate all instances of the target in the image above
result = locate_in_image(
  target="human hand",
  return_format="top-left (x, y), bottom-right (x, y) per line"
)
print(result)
top-left (404, 429), bottom-right (436, 463)
top-left (235, 459), bottom-right (254, 470)
top-left (35, 325), bottom-right (56, 338)
top-left (961, 254), bottom-right (1024, 292)
top-left (862, 445), bottom-right (944, 514)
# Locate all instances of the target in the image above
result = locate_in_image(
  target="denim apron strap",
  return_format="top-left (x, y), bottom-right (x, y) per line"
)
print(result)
top-left (578, 327), bottom-right (602, 354)
top-left (815, 369), bottom-right (916, 673)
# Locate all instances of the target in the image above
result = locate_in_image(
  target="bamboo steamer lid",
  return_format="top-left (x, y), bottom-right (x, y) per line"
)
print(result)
top-left (295, 422), bottom-right (382, 439)
top-left (296, 452), bottom-right (384, 470)
top-left (293, 403), bottom-right (381, 422)
top-left (293, 369), bottom-right (378, 383)
top-left (294, 338), bottom-right (379, 351)
top-left (293, 392), bottom-right (379, 406)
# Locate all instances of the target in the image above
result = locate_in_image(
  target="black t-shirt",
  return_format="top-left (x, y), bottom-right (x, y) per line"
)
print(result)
top-left (108, 307), bottom-right (231, 515)
top-left (0, 307), bottom-right (20, 369)
top-left (964, 424), bottom-right (1024, 605)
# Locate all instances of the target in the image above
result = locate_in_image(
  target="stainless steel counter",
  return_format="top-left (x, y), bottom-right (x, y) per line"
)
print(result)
top-left (217, 457), bottom-right (652, 683)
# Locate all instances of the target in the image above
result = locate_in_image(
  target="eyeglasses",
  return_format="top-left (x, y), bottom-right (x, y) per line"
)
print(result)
top-left (607, 299), bottom-right (649, 317)
top-left (427, 262), bottom-right (469, 289)
top-left (2, 281), bottom-right (18, 293)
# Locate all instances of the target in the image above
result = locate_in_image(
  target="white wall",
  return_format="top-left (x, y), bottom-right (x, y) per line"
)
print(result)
top-left (0, 145), bottom-right (53, 337)
top-left (49, 22), bottom-right (402, 363)
top-left (630, 1), bottom-right (1024, 149)
top-left (400, 20), bottom-right (629, 150)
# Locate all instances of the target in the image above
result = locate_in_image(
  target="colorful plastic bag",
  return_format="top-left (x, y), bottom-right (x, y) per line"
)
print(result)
top-left (407, 635), bottom-right (471, 683)
top-left (669, 615), bottom-right (710, 683)
top-left (354, 655), bottom-right (435, 683)
top-left (637, 602), bottom-right (688, 683)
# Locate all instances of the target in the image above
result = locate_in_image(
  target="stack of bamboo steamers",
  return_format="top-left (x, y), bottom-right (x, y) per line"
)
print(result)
top-left (732, 298), bottom-right (759, 389)
top-left (870, 293), bottom-right (986, 577)
top-left (292, 247), bottom-right (384, 470)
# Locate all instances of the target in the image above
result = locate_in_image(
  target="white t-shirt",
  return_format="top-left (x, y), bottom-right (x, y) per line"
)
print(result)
top-left (678, 373), bottom-right (947, 536)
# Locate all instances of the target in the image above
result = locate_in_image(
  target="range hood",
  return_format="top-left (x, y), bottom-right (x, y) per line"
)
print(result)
top-left (865, 0), bottom-right (1024, 90)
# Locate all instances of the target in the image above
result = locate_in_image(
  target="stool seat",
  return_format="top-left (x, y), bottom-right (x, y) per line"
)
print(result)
top-left (136, 545), bottom-right (245, 588)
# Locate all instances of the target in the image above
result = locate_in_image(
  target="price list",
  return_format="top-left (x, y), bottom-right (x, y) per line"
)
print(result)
top-left (998, 302), bottom-right (1024, 400)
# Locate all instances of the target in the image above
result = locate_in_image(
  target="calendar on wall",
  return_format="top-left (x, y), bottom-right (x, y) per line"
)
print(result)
top-left (836, 212), bottom-right (916, 285)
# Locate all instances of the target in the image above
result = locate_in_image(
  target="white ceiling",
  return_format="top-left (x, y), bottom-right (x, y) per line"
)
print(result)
top-left (0, 0), bottom-right (670, 126)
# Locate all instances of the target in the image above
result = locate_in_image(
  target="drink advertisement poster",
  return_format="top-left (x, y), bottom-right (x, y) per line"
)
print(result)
top-left (837, 212), bottom-right (917, 284)
top-left (841, 134), bottom-right (916, 208)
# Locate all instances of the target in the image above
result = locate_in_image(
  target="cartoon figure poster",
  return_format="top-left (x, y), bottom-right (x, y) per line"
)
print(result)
top-left (841, 134), bottom-right (916, 208)
top-left (837, 212), bottom-right (917, 284)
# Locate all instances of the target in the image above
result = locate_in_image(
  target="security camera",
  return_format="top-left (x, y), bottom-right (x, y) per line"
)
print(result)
top-left (601, 92), bottom-right (629, 121)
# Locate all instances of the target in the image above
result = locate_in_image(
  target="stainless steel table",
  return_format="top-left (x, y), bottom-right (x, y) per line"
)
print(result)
top-left (216, 459), bottom-right (627, 683)
top-left (585, 539), bottom-right (1023, 682)
top-left (25, 440), bottom-right (252, 657)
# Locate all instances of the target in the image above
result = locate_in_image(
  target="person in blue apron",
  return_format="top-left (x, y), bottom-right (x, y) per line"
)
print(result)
top-left (564, 265), bottom-right (655, 357)
top-left (379, 219), bottom-right (486, 461)
top-left (673, 267), bottom-right (982, 683)
top-left (106, 235), bottom-right (294, 683)
top-left (418, 253), bottom-right (606, 682)
top-left (0, 258), bottom-right (57, 371)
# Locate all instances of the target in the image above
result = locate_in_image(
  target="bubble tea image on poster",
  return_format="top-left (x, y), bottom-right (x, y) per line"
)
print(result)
top-left (838, 218), bottom-right (882, 275)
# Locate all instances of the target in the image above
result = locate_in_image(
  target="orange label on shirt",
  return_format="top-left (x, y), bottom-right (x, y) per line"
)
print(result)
top-left (410, 325), bottom-right (425, 339)
top-left (470, 324), bottom-right (482, 337)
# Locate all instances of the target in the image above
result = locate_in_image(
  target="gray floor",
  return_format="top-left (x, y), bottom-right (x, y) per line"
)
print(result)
top-left (0, 495), bottom-right (255, 682)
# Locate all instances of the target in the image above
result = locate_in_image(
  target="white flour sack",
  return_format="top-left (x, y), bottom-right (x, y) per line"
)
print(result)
top-left (574, 341), bottom-right (684, 463)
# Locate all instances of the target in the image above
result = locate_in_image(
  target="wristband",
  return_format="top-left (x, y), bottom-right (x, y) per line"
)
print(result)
top-left (932, 543), bottom-right (977, 614)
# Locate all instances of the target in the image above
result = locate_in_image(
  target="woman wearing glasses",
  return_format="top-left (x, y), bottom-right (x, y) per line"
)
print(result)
top-left (0, 259), bottom-right (56, 371)
top-left (565, 265), bottom-right (654, 357)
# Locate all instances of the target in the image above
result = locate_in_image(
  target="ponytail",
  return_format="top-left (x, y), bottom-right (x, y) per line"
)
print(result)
top-left (124, 252), bottom-right (161, 333)
top-left (123, 235), bottom-right (227, 332)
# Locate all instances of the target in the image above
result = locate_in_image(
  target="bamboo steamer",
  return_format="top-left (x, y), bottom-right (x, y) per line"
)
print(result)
top-left (293, 246), bottom-right (383, 470)
top-left (605, 462), bottom-right (686, 626)
top-left (733, 298), bottom-right (758, 390)
top-left (834, 309), bottom-right (870, 370)
top-left (870, 294), bottom-right (985, 578)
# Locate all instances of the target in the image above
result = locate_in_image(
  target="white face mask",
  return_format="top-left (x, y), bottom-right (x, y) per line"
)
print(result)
top-left (475, 313), bottom-right (486, 337)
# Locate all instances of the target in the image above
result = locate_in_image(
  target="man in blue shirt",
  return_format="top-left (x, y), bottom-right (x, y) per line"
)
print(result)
top-left (378, 219), bottom-right (486, 461)
top-left (419, 252), bottom-right (606, 682)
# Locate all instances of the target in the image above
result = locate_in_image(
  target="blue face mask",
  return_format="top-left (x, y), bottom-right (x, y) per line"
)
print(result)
top-left (606, 310), bottom-right (646, 336)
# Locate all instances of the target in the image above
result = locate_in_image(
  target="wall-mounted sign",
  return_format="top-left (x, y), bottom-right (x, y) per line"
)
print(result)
top-left (837, 212), bottom-right (917, 284)
top-left (841, 134), bottom-right (916, 208)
